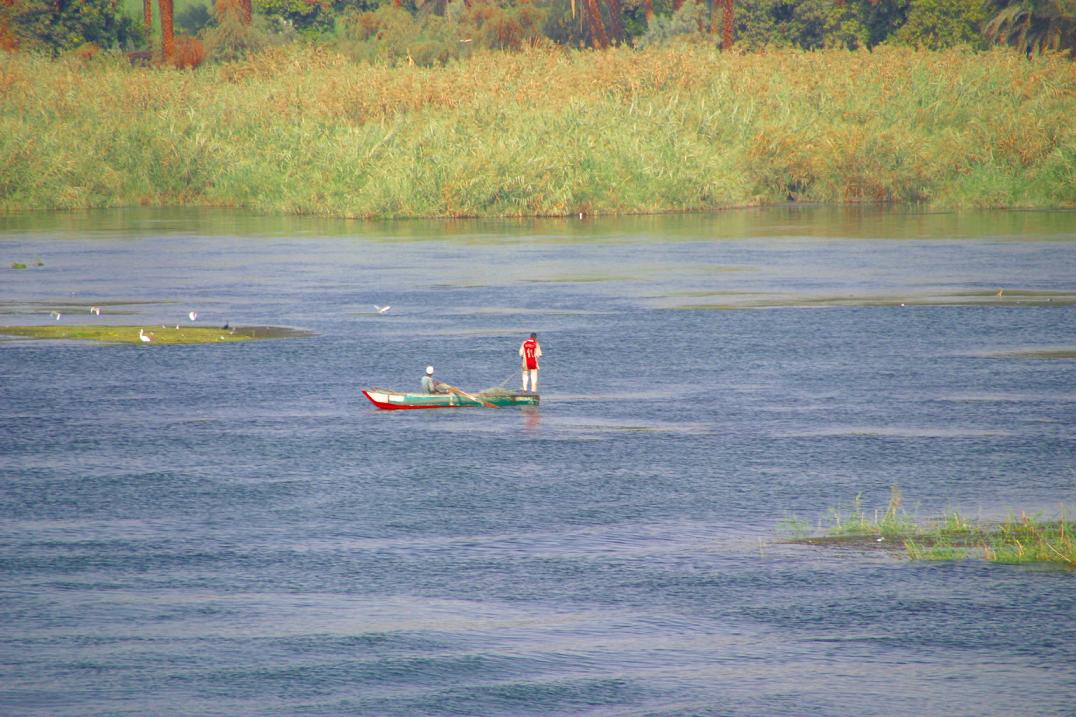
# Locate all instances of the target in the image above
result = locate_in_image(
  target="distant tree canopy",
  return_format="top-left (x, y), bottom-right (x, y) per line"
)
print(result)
top-left (0, 0), bottom-right (143, 53)
top-left (1, 0), bottom-right (1072, 57)
top-left (255, 0), bottom-right (384, 31)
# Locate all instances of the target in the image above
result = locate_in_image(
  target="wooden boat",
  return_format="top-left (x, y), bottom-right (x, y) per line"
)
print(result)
top-left (362, 387), bottom-right (540, 410)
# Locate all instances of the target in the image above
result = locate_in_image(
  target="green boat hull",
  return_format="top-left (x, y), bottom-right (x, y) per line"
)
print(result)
top-left (362, 388), bottom-right (539, 410)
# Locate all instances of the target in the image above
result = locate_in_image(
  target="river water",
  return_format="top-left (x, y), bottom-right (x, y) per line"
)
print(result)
top-left (1, 207), bottom-right (1074, 716)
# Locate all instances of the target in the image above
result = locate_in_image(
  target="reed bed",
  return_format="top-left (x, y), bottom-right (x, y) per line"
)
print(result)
top-left (2, 45), bottom-right (1073, 217)
top-left (788, 489), bottom-right (1075, 568)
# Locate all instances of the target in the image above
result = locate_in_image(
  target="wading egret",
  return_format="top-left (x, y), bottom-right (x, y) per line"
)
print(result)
top-left (189, 311), bottom-right (198, 321)
top-left (375, 305), bottom-right (391, 314)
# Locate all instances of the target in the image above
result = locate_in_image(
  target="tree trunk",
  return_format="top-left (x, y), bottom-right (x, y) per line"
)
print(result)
top-left (584, 0), bottom-right (608, 48)
top-left (643, 0), bottom-right (654, 25)
top-left (606, 0), bottom-right (625, 43)
top-left (673, 0), bottom-right (684, 11)
top-left (241, 0), bottom-right (252, 24)
top-left (721, 0), bottom-right (733, 50)
top-left (143, 0), bottom-right (152, 28)
top-left (159, 0), bottom-right (174, 62)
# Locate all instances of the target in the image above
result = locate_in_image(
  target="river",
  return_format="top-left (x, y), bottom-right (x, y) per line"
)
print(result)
top-left (1, 207), bottom-right (1074, 716)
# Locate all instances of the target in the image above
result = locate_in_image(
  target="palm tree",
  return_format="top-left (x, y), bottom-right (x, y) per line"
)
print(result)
top-left (721, 0), bottom-right (733, 49)
top-left (159, 0), bottom-right (174, 60)
top-left (583, 0), bottom-right (609, 47)
top-left (706, 0), bottom-right (734, 47)
top-left (984, 0), bottom-right (1076, 55)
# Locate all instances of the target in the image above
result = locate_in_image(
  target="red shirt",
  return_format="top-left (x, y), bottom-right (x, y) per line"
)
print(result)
top-left (521, 338), bottom-right (540, 370)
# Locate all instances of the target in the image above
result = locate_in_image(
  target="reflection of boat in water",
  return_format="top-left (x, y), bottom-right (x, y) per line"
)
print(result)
top-left (362, 388), bottom-right (540, 410)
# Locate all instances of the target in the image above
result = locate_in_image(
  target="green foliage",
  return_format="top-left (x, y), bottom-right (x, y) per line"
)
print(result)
top-left (1, 0), bottom-right (144, 54)
top-left (543, 0), bottom-right (634, 47)
top-left (736, 0), bottom-right (869, 49)
top-left (892, 0), bottom-right (988, 49)
top-left (636, 2), bottom-right (710, 48)
top-left (338, 1), bottom-right (545, 65)
top-left (983, 0), bottom-right (1076, 55)
top-left (177, 1), bottom-right (215, 35)
top-left (255, 0), bottom-right (386, 32)
top-left (338, 4), bottom-right (458, 63)
top-left (203, 1), bottom-right (268, 61)
top-left (463, 0), bottom-right (546, 50)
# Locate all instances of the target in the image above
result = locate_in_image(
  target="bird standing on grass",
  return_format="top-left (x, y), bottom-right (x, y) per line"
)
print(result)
top-left (139, 329), bottom-right (152, 343)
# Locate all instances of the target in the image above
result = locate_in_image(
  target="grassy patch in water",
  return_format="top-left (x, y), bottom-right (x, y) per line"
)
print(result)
top-left (0, 325), bottom-right (314, 344)
top-left (783, 487), bottom-right (1075, 568)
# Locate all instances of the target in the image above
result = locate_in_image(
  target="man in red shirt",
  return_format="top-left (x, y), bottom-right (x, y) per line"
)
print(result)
top-left (519, 333), bottom-right (542, 393)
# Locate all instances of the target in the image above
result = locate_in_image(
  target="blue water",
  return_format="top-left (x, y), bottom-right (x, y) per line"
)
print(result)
top-left (1, 207), bottom-right (1074, 716)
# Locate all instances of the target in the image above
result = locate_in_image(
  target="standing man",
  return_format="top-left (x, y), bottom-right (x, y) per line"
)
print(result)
top-left (519, 333), bottom-right (542, 393)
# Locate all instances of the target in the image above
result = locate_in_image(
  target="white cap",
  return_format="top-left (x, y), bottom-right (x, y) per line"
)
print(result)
top-left (426, 366), bottom-right (434, 374)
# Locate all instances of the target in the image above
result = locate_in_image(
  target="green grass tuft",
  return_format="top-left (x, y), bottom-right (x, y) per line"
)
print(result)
top-left (785, 491), bottom-right (1075, 569)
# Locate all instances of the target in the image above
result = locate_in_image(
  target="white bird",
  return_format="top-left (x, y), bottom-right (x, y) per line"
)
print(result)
top-left (138, 329), bottom-right (152, 343)
top-left (89, 306), bottom-right (100, 316)
top-left (374, 305), bottom-right (391, 314)
top-left (50, 311), bottom-right (61, 320)
top-left (189, 311), bottom-right (198, 321)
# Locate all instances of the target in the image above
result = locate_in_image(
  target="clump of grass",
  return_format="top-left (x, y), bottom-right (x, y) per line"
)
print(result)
top-left (787, 490), bottom-right (1075, 568)
top-left (10, 261), bottom-right (27, 269)
top-left (827, 485), bottom-right (917, 537)
top-left (0, 325), bottom-right (313, 344)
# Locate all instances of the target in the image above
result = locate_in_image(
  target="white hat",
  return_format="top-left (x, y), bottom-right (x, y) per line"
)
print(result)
top-left (426, 366), bottom-right (434, 374)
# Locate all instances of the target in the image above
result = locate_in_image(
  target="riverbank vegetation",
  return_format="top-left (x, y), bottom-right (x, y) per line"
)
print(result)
top-left (1, 1), bottom-right (1073, 218)
top-left (3, 43), bottom-right (1073, 217)
top-left (783, 489), bottom-right (1076, 568)
top-left (0, 325), bottom-right (313, 343)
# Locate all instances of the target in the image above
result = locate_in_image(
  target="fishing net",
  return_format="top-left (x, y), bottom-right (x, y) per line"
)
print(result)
top-left (477, 387), bottom-right (516, 397)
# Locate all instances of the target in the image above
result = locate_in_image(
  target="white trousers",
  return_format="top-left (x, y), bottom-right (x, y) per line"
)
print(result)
top-left (521, 369), bottom-right (538, 392)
